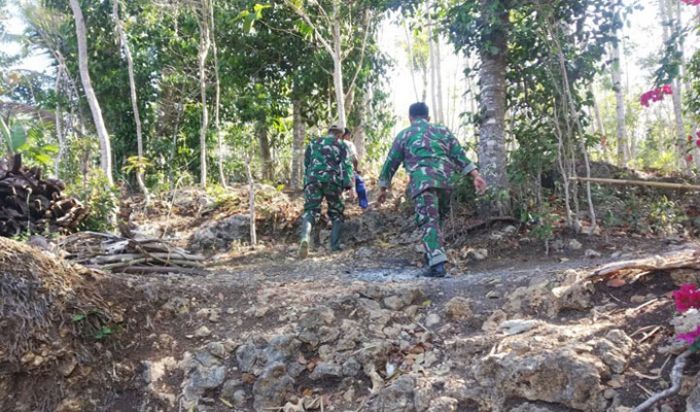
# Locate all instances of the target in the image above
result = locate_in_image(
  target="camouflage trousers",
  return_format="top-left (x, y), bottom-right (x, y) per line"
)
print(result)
top-left (414, 188), bottom-right (451, 267)
top-left (303, 182), bottom-right (345, 223)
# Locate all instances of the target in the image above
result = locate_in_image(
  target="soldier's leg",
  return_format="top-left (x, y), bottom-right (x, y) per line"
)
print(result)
top-left (302, 183), bottom-right (323, 222)
top-left (300, 183), bottom-right (322, 258)
top-left (414, 189), bottom-right (447, 267)
top-left (324, 185), bottom-right (345, 251)
top-left (438, 189), bottom-right (452, 227)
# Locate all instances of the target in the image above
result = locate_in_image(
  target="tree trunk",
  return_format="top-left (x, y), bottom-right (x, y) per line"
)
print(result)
top-left (659, 0), bottom-right (685, 170)
top-left (245, 152), bottom-right (257, 247)
top-left (331, 1), bottom-right (346, 128)
top-left (427, 2), bottom-right (438, 117)
top-left (197, 0), bottom-right (211, 188)
top-left (434, 36), bottom-right (445, 123)
top-left (69, 0), bottom-right (113, 185)
top-left (256, 122), bottom-right (273, 181)
top-left (611, 39), bottom-right (628, 167)
top-left (291, 99), bottom-right (305, 190)
top-left (588, 84), bottom-right (609, 161)
top-left (210, 0), bottom-right (226, 187)
top-left (354, 88), bottom-right (369, 162)
top-left (113, 0), bottom-right (148, 199)
top-left (54, 68), bottom-right (64, 177)
top-left (477, 0), bottom-right (510, 214)
top-left (403, 21), bottom-right (420, 102)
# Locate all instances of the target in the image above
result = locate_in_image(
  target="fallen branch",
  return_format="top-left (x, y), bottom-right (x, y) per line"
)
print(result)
top-left (570, 176), bottom-right (700, 191)
top-left (588, 248), bottom-right (700, 280)
top-left (632, 349), bottom-right (691, 412)
top-left (60, 231), bottom-right (206, 274)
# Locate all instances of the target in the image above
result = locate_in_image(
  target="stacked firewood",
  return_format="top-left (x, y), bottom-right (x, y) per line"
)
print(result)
top-left (0, 154), bottom-right (87, 237)
top-left (60, 231), bottom-right (206, 274)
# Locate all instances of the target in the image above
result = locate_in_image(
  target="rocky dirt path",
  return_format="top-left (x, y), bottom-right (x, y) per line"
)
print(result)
top-left (94, 227), bottom-right (696, 412)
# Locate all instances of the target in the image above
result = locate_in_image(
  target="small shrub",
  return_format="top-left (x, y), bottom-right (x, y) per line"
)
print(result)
top-left (66, 169), bottom-right (118, 232)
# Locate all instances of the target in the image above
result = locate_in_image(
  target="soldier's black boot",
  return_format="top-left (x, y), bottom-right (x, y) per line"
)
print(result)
top-left (298, 216), bottom-right (313, 259)
top-left (330, 220), bottom-right (343, 251)
top-left (424, 262), bottom-right (446, 278)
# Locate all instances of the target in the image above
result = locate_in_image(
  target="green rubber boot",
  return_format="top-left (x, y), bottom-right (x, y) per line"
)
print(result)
top-left (330, 220), bottom-right (343, 252)
top-left (298, 216), bottom-right (313, 259)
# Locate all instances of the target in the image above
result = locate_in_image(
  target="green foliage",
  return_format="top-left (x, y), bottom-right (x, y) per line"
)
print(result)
top-left (648, 195), bottom-right (681, 235)
top-left (524, 202), bottom-right (558, 242)
top-left (66, 169), bottom-right (118, 232)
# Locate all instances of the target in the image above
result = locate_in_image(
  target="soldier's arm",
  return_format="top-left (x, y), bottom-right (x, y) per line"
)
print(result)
top-left (447, 131), bottom-right (477, 176)
top-left (304, 143), bottom-right (311, 170)
top-left (378, 134), bottom-right (405, 190)
top-left (341, 145), bottom-right (353, 190)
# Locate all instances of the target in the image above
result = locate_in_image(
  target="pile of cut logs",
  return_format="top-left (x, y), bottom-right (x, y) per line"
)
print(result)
top-left (60, 232), bottom-right (206, 274)
top-left (0, 154), bottom-right (87, 237)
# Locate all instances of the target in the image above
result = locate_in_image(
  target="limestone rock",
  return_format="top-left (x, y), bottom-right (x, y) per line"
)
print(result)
top-left (297, 306), bottom-right (336, 347)
top-left (427, 396), bottom-right (458, 412)
top-left (505, 283), bottom-right (560, 318)
top-left (369, 375), bottom-right (416, 412)
top-left (180, 350), bottom-right (227, 408)
top-left (475, 346), bottom-right (607, 411)
top-left (592, 330), bottom-right (633, 374)
top-left (309, 361), bottom-right (343, 380)
top-left (425, 313), bottom-right (441, 328)
top-left (687, 373), bottom-right (700, 412)
top-left (482, 310), bottom-right (508, 332)
top-left (552, 281), bottom-right (594, 311)
top-left (585, 249), bottom-right (602, 258)
top-left (189, 214), bottom-right (249, 252)
top-left (498, 319), bottom-right (542, 336)
top-left (252, 362), bottom-right (294, 411)
top-left (568, 239), bottom-right (583, 250)
top-left (444, 296), bottom-right (472, 321)
top-left (384, 288), bottom-right (424, 311)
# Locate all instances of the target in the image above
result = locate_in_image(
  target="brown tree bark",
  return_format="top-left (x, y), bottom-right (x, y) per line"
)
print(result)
top-left (477, 0), bottom-right (510, 214)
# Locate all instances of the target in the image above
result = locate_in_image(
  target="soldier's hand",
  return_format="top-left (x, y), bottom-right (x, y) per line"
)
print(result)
top-left (377, 188), bottom-right (388, 205)
top-left (473, 175), bottom-right (488, 195)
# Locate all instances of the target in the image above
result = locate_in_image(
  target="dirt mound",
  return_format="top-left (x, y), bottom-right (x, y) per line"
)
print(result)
top-left (0, 237), bottom-right (130, 411)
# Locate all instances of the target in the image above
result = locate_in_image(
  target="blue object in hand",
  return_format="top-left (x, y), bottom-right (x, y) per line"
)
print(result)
top-left (355, 173), bottom-right (368, 209)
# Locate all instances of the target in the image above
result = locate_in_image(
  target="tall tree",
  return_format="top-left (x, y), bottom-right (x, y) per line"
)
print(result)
top-left (68, 0), bottom-right (113, 185)
top-left (196, 0), bottom-right (212, 187)
top-left (611, 38), bottom-right (628, 166)
top-left (112, 0), bottom-right (148, 198)
top-left (285, 0), bottom-right (372, 128)
top-left (476, 0), bottom-right (510, 211)
top-left (659, 0), bottom-right (685, 169)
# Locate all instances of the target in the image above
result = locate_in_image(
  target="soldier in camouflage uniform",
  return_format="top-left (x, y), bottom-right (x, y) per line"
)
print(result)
top-left (299, 124), bottom-right (354, 258)
top-left (377, 103), bottom-right (487, 277)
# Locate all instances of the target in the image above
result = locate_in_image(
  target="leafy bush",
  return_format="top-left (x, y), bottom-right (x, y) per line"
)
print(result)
top-left (66, 169), bottom-right (119, 232)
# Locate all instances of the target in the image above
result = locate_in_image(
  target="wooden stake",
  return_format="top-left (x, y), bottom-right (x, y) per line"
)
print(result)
top-left (569, 176), bottom-right (700, 191)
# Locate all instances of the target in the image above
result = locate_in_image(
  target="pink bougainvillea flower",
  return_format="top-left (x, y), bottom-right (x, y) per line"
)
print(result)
top-left (673, 284), bottom-right (700, 312)
top-left (677, 325), bottom-right (700, 344)
top-left (696, 139), bottom-right (700, 148)
top-left (661, 84), bottom-right (673, 94)
top-left (696, 130), bottom-right (700, 138)
top-left (681, 0), bottom-right (700, 6)
top-left (687, 155), bottom-right (694, 162)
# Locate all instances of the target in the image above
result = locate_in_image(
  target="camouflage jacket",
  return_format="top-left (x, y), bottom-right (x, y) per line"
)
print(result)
top-left (378, 119), bottom-right (477, 198)
top-left (304, 135), bottom-right (353, 189)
